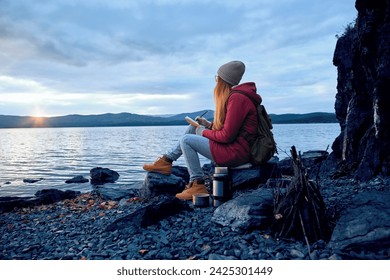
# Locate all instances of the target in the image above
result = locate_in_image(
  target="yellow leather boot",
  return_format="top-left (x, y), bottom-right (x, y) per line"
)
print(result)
top-left (143, 155), bottom-right (173, 175)
top-left (175, 179), bottom-right (208, 200)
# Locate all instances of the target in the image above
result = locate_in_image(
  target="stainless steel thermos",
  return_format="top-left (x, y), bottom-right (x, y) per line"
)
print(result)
top-left (212, 167), bottom-right (232, 207)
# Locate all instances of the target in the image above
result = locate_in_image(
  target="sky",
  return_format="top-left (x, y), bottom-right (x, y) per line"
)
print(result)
top-left (0, 0), bottom-right (357, 117)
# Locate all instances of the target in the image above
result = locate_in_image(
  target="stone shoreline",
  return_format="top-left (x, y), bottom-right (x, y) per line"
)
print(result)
top-left (1, 164), bottom-right (390, 260)
top-left (0, 187), bottom-right (331, 260)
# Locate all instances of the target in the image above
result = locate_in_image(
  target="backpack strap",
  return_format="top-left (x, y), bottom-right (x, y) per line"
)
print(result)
top-left (258, 104), bottom-right (273, 130)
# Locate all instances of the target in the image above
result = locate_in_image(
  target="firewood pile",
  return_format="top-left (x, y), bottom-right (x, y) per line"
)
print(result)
top-left (272, 146), bottom-right (330, 245)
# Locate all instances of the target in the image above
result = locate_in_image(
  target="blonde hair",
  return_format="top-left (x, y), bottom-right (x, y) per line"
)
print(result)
top-left (213, 77), bottom-right (232, 130)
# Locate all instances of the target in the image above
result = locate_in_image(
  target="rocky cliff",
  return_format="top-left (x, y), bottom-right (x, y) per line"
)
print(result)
top-left (331, 0), bottom-right (390, 181)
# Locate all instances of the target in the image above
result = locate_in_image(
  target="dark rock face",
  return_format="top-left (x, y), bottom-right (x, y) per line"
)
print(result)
top-left (332, 0), bottom-right (390, 181)
top-left (90, 167), bottom-right (120, 185)
top-left (328, 191), bottom-right (390, 256)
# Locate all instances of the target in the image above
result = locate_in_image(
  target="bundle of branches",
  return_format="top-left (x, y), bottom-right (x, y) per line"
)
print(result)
top-left (272, 146), bottom-right (330, 245)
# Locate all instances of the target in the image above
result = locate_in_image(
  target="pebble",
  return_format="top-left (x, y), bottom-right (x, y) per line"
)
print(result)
top-left (290, 249), bottom-right (305, 259)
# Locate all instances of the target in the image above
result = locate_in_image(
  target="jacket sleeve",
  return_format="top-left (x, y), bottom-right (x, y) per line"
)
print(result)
top-left (203, 94), bottom-right (249, 143)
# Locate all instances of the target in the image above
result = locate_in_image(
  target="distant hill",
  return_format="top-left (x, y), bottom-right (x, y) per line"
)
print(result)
top-left (0, 111), bottom-right (337, 128)
top-left (270, 112), bottom-right (338, 124)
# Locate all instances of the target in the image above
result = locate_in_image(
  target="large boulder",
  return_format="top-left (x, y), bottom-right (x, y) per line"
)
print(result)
top-left (328, 191), bottom-right (390, 253)
top-left (90, 167), bottom-right (119, 185)
top-left (230, 161), bottom-right (280, 190)
top-left (65, 175), bottom-right (89, 184)
top-left (203, 158), bottom-right (280, 190)
top-left (105, 196), bottom-right (191, 234)
top-left (34, 189), bottom-right (80, 204)
top-left (0, 189), bottom-right (80, 213)
top-left (211, 187), bottom-right (274, 233)
top-left (139, 171), bottom-right (186, 199)
top-left (93, 182), bottom-right (142, 200)
top-left (171, 165), bottom-right (190, 182)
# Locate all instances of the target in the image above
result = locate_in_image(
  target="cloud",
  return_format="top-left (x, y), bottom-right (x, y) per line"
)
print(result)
top-left (0, 0), bottom-right (357, 116)
top-left (0, 75), bottom-right (50, 93)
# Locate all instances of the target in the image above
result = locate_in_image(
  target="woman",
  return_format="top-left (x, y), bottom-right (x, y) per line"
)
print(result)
top-left (143, 61), bottom-right (262, 200)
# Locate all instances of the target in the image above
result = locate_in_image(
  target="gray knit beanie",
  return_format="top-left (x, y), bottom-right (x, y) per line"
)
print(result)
top-left (217, 61), bottom-right (245, 86)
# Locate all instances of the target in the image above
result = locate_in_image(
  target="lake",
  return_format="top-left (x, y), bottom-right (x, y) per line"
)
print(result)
top-left (0, 123), bottom-right (340, 197)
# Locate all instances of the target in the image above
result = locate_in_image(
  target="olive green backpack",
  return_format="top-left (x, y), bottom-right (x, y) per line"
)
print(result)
top-left (234, 91), bottom-right (277, 164)
top-left (250, 103), bottom-right (277, 164)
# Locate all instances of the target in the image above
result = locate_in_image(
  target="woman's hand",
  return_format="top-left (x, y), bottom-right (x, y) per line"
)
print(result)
top-left (195, 116), bottom-right (212, 128)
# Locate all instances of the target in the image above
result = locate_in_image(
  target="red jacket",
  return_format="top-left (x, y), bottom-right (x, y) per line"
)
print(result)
top-left (203, 82), bottom-right (262, 166)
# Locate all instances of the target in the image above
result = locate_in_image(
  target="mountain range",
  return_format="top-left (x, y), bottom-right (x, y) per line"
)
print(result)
top-left (0, 111), bottom-right (337, 128)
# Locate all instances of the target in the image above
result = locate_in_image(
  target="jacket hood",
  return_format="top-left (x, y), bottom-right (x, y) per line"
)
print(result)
top-left (231, 82), bottom-right (262, 105)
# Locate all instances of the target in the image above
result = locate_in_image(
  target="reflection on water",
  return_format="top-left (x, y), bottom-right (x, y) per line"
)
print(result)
top-left (0, 124), bottom-right (340, 197)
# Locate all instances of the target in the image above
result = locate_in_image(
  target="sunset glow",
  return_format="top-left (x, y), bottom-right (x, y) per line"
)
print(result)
top-left (29, 116), bottom-right (47, 127)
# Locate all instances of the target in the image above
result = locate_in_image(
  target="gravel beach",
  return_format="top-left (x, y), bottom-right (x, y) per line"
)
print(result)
top-left (1, 176), bottom-right (390, 260)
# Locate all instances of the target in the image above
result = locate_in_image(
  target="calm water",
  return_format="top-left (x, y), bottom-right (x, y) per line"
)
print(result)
top-left (0, 124), bottom-right (340, 197)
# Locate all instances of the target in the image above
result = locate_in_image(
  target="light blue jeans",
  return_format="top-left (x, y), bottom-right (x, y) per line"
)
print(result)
top-left (166, 125), bottom-right (213, 182)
